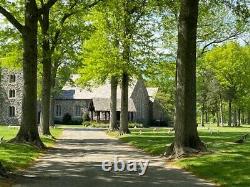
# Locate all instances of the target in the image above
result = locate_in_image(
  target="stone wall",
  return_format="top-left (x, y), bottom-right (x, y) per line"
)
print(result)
top-left (0, 69), bottom-right (23, 125)
top-left (54, 99), bottom-right (91, 123)
top-left (130, 79), bottom-right (150, 126)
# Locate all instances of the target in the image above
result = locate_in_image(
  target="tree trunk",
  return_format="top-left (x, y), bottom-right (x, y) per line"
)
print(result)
top-left (248, 110), bottom-right (250, 125)
top-left (110, 76), bottom-right (118, 130)
top-left (49, 65), bottom-right (58, 126)
top-left (11, 0), bottom-right (44, 148)
top-left (201, 103), bottom-right (205, 127)
top-left (41, 9), bottom-right (52, 135)
top-left (228, 100), bottom-right (232, 126)
top-left (238, 109), bottom-right (241, 126)
top-left (219, 94), bottom-right (224, 126)
top-left (49, 96), bottom-right (55, 126)
top-left (120, 72), bottom-right (130, 134)
top-left (216, 111), bottom-right (220, 127)
top-left (233, 108), bottom-right (237, 126)
top-left (242, 111), bottom-right (245, 124)
top-left (166, 0), bottom-right (206, 158)
top-left (205, 111), bottom-right (208, 124)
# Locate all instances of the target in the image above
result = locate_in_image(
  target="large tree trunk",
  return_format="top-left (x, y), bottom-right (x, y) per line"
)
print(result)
top-left (49, 65), bottom-right (58, 126)
top-left (11, 0), bottom-right (44, 148)
top-left (165, 0), bottom-right (206, 158)
top-left (40, 9), bottom-right (52, 135)
top-left (110, 76), bottom-right (118, 130)
top-left (228, 100), bottom-right (232, 126)
top-left (219, 94), bottom-right (224, 126)
top-left (120, 72), bottom-right (130, 134)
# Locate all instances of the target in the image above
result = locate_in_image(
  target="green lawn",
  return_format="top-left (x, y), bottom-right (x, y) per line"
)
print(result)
top-left (107, 125), bottom-right (250, 187)
top-left (0, 125), bottom-right (63, 171)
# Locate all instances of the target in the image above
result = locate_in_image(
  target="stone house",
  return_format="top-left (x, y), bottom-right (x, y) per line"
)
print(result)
top-left (0, 68), bottom-right (23, 125)
top-left (0, 70), bottom-right (168, 126)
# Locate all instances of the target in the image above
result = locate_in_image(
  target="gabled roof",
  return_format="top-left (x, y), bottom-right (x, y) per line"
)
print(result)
top-left (146, 87), bottom-right (158, 102)
top-left (56, 81), bottom-right (137, 100)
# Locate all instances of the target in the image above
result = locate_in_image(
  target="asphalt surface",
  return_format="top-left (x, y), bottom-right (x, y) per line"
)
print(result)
top-left (7, 128), bottom-right (215, 187)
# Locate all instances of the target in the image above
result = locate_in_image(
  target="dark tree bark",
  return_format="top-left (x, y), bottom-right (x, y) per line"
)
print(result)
top-left (228, 100), bottom-right (232, 126)
top-left (233, 109), bottom-right (237, 126)
top-left (201, 103), bottom-right (205, 127)
top-left (238, 109), bottom-right (241, 126)
top-left (110, 76), bottom-right (118, 130)
top-left (205, 111), bottom-right (209, 123)
top-left (0, 0), bottom-right (58, 148)
top-left (120, 72), bottom-right (130, 134)
top-left (165, 0), bottom-right (206, 158)
top-left (219, 93), bottom-right (224, 126)
top-left (40, 8), bottom-right (52, 135)
top-left (248, 110), bottom-right (250, 124)
top-left (216, 111), bottom-right (220, 127)
top-left (12, 1), bottom-right (44, 147)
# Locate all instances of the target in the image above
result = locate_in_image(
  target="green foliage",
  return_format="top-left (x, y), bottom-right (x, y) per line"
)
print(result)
top-left (82, 112), bottom-right (90, 122)
top-left (204, 42), bottom-right (250, 104)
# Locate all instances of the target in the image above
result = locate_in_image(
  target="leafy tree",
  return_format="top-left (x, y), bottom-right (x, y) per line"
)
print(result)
top-left (38, 0), bottom-right (101, 135)
top-left (204, 42), bottom-right (250, 126)
top-left (78, 0), bottom-right (159, 132)
top-left (0, 0), bottom-right (58, 147)
top-left (165, 0), bottom-right (207, 158)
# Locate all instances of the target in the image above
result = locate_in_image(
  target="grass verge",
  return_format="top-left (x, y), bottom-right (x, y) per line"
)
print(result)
top-left (107, 125), bottom-right (250, 187)
top-left (0, 125), bottom-right (63, 171)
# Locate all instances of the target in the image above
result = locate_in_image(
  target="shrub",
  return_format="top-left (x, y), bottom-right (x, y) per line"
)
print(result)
top-left (82, 112), bottom-right (90, 122)
top-left (62, 113), bottom-right (72, 124)
top-left (82, 121), bottom-right (92, 127)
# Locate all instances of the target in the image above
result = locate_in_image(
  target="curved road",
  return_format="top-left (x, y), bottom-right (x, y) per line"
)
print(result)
top-left (11, 128), bottom-right (215, 187)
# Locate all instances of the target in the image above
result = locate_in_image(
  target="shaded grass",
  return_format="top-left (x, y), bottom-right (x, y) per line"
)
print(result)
top-left (0, 126), bottom-right (63, 171)
top-left (107, 125), bottom-right (250, 187)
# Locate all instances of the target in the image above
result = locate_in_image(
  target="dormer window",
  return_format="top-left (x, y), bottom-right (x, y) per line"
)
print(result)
top-left (9, 89), bottom-right (16, 98)
top-left (9, 74), bottom-right (16, 83)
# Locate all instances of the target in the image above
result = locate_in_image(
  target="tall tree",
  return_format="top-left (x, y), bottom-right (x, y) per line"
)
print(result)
top-left (39, 0), bottom-right (101, 135)
top-left (165, 0), bottom-right (207, 158)
top-left (0, 0), bottom-right (57, 147)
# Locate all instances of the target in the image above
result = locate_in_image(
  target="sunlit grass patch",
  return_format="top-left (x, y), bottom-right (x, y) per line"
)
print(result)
top-left (107, 125), bottom-right (250, 186)
top-left (0, 125), bottom-right (63, 171)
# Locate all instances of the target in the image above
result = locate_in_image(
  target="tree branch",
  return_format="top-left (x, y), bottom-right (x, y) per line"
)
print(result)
top-left (0, 6), bottom-right (24, 34)
top-left (198, 31), bottom-right (243, 56)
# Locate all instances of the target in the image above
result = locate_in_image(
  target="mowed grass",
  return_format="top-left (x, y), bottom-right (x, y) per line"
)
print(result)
top-left (0, 125), bottom-right (63, 171)
top-left (107, 125), bottom-right (250, 187)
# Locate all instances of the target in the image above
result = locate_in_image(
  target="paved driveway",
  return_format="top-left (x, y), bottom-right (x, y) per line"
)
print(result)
top-left (10, 128), bottom-right (215, 187)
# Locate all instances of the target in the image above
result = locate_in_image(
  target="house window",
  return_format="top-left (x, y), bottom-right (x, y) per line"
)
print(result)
top-left (9, 106), bottom-right (15, 117)
top-left (56, 105), bottom-right (62, 117)
top-left (75, 105), bottom-right (81, 116)
top-left (9, 74), bottom-right (16, 83)
top-left (9, 89), bottom-right (16, 98)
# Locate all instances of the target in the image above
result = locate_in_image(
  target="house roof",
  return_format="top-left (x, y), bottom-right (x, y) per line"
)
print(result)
top-left (55, 80), bottom-right (138, 112)
top-left (56, 81), bottom-right (137, 100)
top-left (146, 87), bottom-right (158, 102)
top-left (92, 98), bottom-right (136, 112)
